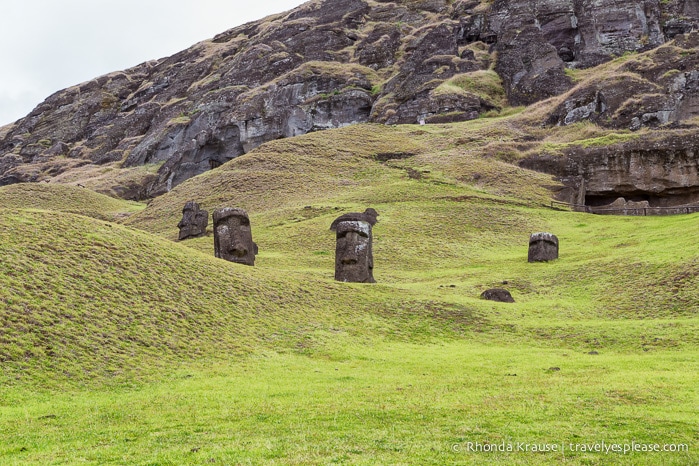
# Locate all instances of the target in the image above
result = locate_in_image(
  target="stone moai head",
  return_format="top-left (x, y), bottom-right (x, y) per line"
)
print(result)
top-left (213, 207), bottom-right (257, 266)
top-left (334, 220), bottom-right (375, 283)
top-left (177, 201), bottom-right (208, 240)
top-left (528, 232), bottom-right (559, 262)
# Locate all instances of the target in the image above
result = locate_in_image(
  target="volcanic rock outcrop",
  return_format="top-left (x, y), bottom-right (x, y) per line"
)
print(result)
top-left (522, 129), bottom-right (699, 209)
top-left (0, 0), bottom-right (697, 199)
top-left (545, 32), bottom-right (699, 130)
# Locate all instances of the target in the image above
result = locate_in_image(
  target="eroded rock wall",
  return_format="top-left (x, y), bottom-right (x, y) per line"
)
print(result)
top-left (1, 0), bottom-right (698, 198)
top-left (522, 132), bottom-right (699, 208)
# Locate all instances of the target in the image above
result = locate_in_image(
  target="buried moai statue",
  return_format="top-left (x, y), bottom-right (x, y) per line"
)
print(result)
top-left (528, 232), bottom-right (559, 262)
top-left (331, 209), bottom-right (378, 283)
top-left (177, 201), bottom-right (208, 240)
top-left (213, 207), bottom-right (258, 266)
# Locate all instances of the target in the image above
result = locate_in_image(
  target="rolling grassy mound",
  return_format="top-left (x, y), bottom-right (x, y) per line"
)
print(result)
top-left (0, 183), bottom-right (144, 222)
top-left (1, 118), bottom-right (698, 464)
top-left (0, 208), bottom-right (482, 387)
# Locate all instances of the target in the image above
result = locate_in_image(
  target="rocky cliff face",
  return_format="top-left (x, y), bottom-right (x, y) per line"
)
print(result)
top-left (520, 127), bottom-right (699, 209)
top-left (546, 32), bottom-right (699, 130)
top-left (0, 0), bottom-right (698, 198)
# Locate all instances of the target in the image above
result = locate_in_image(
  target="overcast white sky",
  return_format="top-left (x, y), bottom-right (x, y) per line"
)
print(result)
top-left (0, 0), bottom-right (306, 126)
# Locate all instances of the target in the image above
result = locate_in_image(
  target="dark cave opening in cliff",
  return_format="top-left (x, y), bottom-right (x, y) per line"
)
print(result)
top-left (585, 188), bottom-right (699, 209)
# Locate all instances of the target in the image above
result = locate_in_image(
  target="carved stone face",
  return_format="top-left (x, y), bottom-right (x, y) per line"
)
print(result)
top-left (334, 220), bottom-right (375, 283)
top-left (213, 208), bottom-right (257, 266)
top-left (528, 232), bottom-right (559, 262)
top-left (177, 201), bottom-right (208, 240)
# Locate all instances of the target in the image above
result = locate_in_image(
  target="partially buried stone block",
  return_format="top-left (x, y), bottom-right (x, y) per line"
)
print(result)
top-left (528, 232), bottom-right (559, 262)
top-left (480, 288), bottom-right (515, 303)
top-left (213, 207), bottom-right (257, 266)
top-left (333, 219), bottom-right (375, 283)
top-left (177, 201), bottom-right (208, 240)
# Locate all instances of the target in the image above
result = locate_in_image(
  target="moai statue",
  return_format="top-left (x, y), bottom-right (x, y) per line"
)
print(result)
top-left (528, 232), bottom-right (559, 262)
top-left (213, 207), bottom-right (257, 266)
top-left (333, 219), bottom-right (376, 283)
top-left (177, 201), bottom-right (208, 240)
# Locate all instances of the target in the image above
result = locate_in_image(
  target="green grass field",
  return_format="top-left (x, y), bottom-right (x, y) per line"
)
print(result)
top-left (0, 119), bottom-right (697, 465)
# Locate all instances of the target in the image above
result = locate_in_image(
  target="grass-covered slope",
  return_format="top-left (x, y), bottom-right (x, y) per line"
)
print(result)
top-left (1, 119), bottom-right (698, 464)
top-left (0, 208), bottom-right (477, 386)
top-left (123, 119), bottom-right (555, 236)
top-left (0, 183), bottom-right (144, 222)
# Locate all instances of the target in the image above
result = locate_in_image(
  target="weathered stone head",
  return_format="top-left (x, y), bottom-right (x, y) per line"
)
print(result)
top-left (177, 201), bottom-right (208, 240)
top-left (213, 207), bottom-right (257, 266)
top-left (334, 219), bottom-right (375, 283)
top-left (528, 232), bottom-right (559, 262)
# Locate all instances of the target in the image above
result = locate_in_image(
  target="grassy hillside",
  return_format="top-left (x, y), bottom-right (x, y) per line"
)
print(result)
top-left (123, 119), bottom-right (554, 237)
top-left (0, 209), bottom-right (474, 386)
top-left (0, 183), bottom-right (145, 222)
top-left (1, 119), bottom-right (698, 464)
